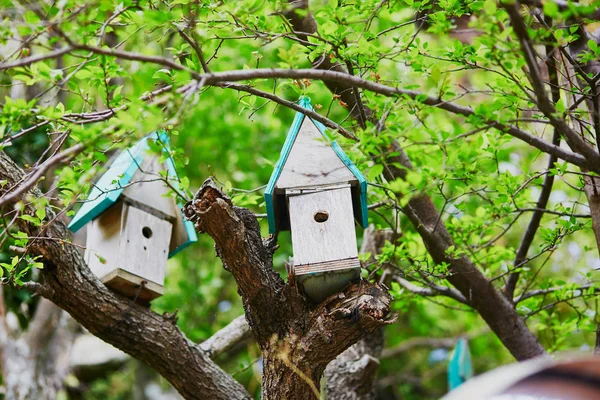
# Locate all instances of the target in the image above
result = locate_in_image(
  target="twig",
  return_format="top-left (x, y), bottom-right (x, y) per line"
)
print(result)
top-left (0, 143), bottom-right (84, 207)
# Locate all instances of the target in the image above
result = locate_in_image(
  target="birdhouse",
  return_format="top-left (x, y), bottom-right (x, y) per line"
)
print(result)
top-left (68, 132), bottom-right (197, 302)
top-left (265, 97), bottom-right (368, 303)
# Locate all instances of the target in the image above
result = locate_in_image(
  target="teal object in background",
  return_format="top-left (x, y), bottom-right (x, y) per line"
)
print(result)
top-left (264, 96), bottom-right (368, 234)
top-left (68, 131), bottom-right (197, 256)
top-left (448, 338), bottom-right (473, 390)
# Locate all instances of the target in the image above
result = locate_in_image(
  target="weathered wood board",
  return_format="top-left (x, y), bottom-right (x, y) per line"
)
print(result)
top-left (287, 186), bottom-right (358, 265)
top-left (102, 268), bottom-right (164, 302)
top-left (121, 155), bottom-right (178, 220)
top-left (276, 118), bottom-right (356, 191)
top-left (118, 205), bottom-right (172, 287)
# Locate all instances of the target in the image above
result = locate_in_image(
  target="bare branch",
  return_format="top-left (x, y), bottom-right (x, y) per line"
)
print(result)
top-left (0, 143), bottom-right (84, 207)
top-left (217, 82), bottom-right (358, 140)
top-left (381, 328), bottom-right (489, 359)
top-left (393, 276), bottom-right (469, 305)
top-left (200, 315), bottom-right (252, 359)
top-left (0, 47), bottom-right (74, 71)
top-left (37, 36), bottom-right (589, 168)
top-left (515, 283), bottom-right (597, 303)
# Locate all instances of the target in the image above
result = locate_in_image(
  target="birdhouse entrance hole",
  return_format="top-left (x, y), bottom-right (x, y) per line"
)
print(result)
top-left (314, 211), bottom-right (329, 223)
top-left (142, 226), bottom-right (153, 239)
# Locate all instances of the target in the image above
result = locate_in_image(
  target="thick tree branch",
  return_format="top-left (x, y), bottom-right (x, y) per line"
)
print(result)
top-left (0, 152), bottom-right (251, 400)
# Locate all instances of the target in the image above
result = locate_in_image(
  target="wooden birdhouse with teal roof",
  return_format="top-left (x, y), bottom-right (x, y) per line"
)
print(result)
top-left (68, 131), bottom-right (197, 302)
top-left (265, 97), bottom-right (368, 303)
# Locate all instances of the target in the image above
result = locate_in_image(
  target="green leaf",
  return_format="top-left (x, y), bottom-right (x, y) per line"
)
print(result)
top-left (35, 207), bottom-right (46, 221)
top-left (32, 262), bottom-right (44, 270)
top-left (20, 215), bottom-right (40, 225)
top-left (543, 1), bottom-right (559, 18)
top-left (484, 0), bottom-right (497, 15)
top-left (368, 164), bottom-right (384, 181)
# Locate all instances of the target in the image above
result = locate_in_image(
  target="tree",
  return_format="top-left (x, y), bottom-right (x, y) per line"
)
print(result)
top-left (1, 0), bottom-right (600, 398)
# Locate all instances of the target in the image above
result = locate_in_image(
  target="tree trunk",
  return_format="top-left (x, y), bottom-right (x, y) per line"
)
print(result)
top-left (184, 180), bottom-right (395, 400)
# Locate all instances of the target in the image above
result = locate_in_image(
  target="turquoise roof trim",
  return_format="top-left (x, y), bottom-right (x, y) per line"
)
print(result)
top-left (68, 131), bottom-right (197, 257)
top-left (265, 97), bottom-right (368, 234)
top-left (448, 338), bottom-right (473, 390)
top-left (163, 147), bottom-right (198, 257)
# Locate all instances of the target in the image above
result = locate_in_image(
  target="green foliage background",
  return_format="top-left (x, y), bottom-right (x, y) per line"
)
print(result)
top-left (2, 0), bottom-right (600, 398)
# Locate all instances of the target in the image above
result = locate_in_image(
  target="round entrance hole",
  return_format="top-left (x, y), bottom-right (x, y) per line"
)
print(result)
top-left (314, 211), bottom-right (329, 223)
top-left (142, 226), bottom-right (153, 239)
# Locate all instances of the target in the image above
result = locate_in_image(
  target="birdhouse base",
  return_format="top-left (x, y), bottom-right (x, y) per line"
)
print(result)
top-left (295, 257), bottom-right (361, 303)
top-left (101, 269), bottom-right (164, 303)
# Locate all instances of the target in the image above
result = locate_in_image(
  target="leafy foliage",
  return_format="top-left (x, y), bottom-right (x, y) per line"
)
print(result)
top-left (2, 0), bottom-right (600, 398)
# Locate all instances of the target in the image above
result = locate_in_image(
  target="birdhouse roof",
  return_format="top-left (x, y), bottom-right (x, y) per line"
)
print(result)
top-left (68, 131), bottom-right (197, 257)
top-left (448, 338), bottom-right (473, 390)
top-left (265, 97), bottom-right (368, 234)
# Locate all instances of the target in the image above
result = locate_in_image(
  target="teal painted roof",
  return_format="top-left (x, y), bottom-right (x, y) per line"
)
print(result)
top-left (68, 131), bottom-right (197, 257)
top-left (265, 97), bottom-right (368, 234)
top-left (448, 338), bottom-right (473, 390)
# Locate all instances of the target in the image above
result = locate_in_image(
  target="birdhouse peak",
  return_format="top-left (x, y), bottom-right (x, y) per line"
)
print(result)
top-left (68, 131), bottom-right (197, 257)
top-left (265, 97), bottom-right (368, 233)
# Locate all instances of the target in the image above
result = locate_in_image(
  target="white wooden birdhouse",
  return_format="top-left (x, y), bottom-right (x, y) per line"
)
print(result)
top-left (265, 97), bottom-right (368, 303)
top-left (68, 132), bottom-right (197, 302)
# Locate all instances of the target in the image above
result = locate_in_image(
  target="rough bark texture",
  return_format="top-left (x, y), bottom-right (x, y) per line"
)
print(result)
top-left (184, 180), bottom-right (394, 400)
top-left (0, 151), bottom-right (251, 400)
top-left (285, 0), bottom-right (546, 361)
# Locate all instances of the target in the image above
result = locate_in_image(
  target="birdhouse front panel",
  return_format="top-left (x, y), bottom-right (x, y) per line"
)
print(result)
top-left (117, 205), bottom-right (172, 288)
top-left (276, 117), bottom-right (356, 191)
top-left (288, 186), bottom-right (359, 266)
top-left (83, 202), bottom-right (171, 301)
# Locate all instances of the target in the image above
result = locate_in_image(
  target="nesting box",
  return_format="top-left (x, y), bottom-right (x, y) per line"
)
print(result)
top-left (68, 132), bottom-right (197, 302)
top-left (265, 97), bottom-right (368, 303)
